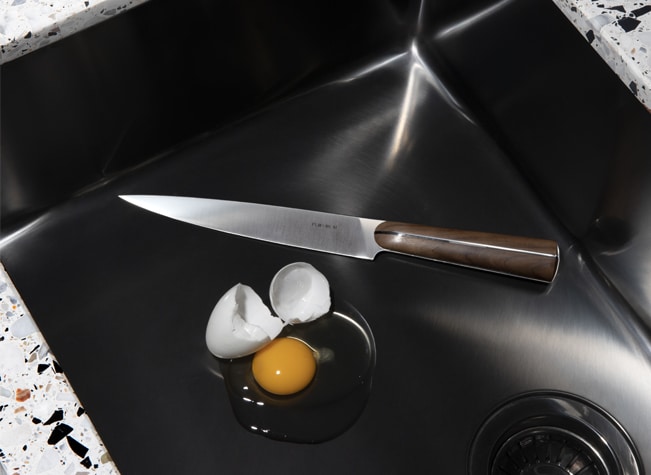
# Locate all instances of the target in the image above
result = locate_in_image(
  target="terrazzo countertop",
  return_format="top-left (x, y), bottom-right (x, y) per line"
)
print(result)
top-left (0, 0), bottom-right (148, 64)
top-left (552, 0), bottom-right (651, 110)
top-left (0, 264), bottom-right (120, 475)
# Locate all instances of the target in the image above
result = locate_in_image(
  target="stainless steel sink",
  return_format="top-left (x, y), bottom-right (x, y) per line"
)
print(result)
top-left (2, 0), bottom-right (651, 473)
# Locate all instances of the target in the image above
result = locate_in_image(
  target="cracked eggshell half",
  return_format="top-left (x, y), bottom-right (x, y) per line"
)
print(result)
top-left (206, 283), bottom-right (285, 359)
top-left (270, 262), bottom-right (331, 324)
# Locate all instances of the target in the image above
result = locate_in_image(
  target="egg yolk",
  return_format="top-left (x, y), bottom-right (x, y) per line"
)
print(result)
top-left (252, 338), bottom-right (316, 395)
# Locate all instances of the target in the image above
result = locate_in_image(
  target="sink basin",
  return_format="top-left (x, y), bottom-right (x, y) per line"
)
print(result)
top-left (2, 0), bottom-right (651, 473)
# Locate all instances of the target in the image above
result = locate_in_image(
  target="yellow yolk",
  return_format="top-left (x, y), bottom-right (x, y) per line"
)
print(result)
top-left (252, 337), bottom-right (316, 395)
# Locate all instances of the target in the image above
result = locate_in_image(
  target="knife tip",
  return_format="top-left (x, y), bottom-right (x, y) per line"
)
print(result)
top-left (119, 194), bottom-right (148, 206)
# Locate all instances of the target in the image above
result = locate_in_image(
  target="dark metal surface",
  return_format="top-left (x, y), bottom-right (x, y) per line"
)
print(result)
top-left (3, 0), bottom-right (651, 473)
top-left (0, 0), bottom-right (405, 225)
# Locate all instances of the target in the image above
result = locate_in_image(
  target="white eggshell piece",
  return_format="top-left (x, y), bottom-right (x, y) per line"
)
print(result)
top-left (270, 262), bottom-right (331, 324)
top-left (205, 284), bottom-right (284, 359)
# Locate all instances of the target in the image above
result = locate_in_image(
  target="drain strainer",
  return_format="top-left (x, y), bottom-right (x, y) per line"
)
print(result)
top-left (493, 426), bottom-right (607, 475)
top-left (468, 392), bottom-right (641, 475)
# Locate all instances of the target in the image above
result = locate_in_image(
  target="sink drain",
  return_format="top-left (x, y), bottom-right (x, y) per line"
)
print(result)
top-left (468, 392), bottom-right (641, 475)
top-left (493, 426), bottom-right (607, 475)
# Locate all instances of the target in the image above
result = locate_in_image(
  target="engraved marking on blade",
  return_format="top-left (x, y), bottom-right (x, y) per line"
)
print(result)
top-left (311, 222), bottom-right (339, 230)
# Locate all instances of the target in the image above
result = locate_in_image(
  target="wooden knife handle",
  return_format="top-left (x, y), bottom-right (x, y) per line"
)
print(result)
top-left (374, 221), bottom-right (559, 283)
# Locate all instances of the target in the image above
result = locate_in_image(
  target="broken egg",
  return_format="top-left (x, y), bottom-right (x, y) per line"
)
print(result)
top-left (205, 262), bottom-right (331, 359)
top-left (205, 284), bottom-right (284, 359)
top-left (205, 262), bottom-right (375, 443)
top-left (221, 300), bottom-right (376, 443)
top-left (270, 262), bottom-right (331, 324)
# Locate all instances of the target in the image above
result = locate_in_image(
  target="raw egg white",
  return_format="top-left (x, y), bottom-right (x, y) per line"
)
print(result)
top-left (221, 301), bottom-right (376, 443)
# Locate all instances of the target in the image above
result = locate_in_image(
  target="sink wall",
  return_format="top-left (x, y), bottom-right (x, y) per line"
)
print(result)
top-left (428, 0), bottom-right (651, 326)
top-left (1, 0), bottom-right (406, 226)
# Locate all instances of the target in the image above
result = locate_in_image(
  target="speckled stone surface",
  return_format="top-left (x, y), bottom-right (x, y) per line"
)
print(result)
top-left (553, 0), bottom-right (651, 110)
top-left (0, 263), bottom-right (120, 475)
top-left (0, 0), bottom-right (148, 64)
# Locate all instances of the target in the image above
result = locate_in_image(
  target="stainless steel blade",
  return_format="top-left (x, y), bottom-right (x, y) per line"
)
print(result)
top-left (120, 195), bottom-right (384, 259)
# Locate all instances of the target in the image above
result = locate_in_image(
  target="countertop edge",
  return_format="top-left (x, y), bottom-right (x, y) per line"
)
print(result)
top-left (552, 0), bottom-right (651, 111)
top-left (0, 261), bottom-right (121, 475)
top-left (0, 0), bottom-right (149, 65)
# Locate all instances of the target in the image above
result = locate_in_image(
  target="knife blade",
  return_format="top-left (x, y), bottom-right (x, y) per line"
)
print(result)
top-left (120, 195), bottom-right (559, 283)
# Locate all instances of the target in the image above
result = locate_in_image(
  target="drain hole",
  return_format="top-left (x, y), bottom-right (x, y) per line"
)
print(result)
top-left (469, 392), bottom-right (641, 475)
top-left (493, 427), bottom-right (607, 475)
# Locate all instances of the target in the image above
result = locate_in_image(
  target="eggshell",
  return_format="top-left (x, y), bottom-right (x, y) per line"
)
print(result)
top-left (205, 284), bottom-right (284, 359)
top-left (270, 262), bottom-right (331, 324)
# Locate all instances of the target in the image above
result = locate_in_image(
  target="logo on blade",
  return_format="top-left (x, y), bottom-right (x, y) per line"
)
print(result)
top-left (311, 222), bottom-right (338, 230)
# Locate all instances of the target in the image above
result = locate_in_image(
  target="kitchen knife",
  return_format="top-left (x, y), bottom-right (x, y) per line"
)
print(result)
top-left (120, 195), bottom-right (559, 283)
